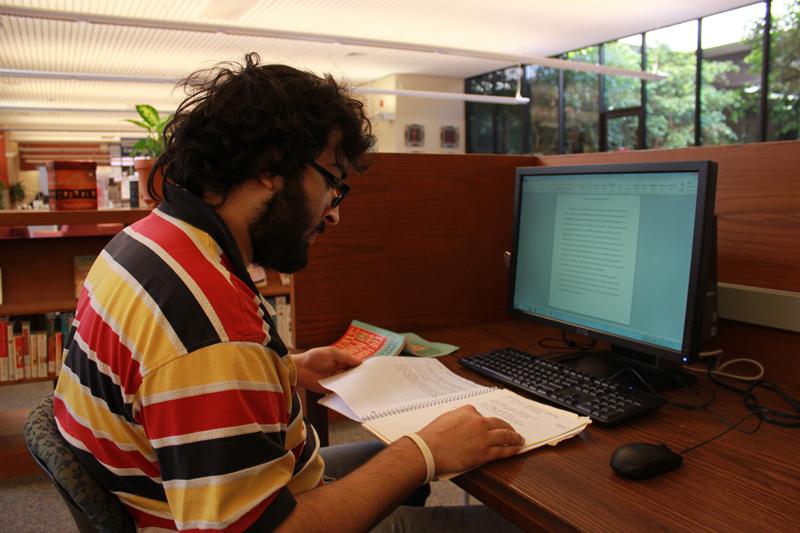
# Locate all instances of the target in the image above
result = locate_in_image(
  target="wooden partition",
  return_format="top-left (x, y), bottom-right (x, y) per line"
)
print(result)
top-left (293, 153), bottom-right (536, 348)
top-left (294, 142), bottom-right (800, 349)
top-left (535, 140), bottom-right (800, 293)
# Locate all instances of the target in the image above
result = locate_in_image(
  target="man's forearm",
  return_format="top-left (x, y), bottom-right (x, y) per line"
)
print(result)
top-left (276, 437), bottom-right (427, 532)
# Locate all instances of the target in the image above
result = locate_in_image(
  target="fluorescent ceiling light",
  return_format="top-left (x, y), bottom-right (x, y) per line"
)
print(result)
top-left (0, 68), bottom-right (176, 84)
top-left (0, 105), bottom-right (166, 114)
top-left (0, 5), bottom-right (664, 80)
top-left (354, 87), bottom-right (529, 105)
top-left (0, 70), bottom-right (530, 105)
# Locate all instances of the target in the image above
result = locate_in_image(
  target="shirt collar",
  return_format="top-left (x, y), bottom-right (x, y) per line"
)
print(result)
top-left (156, 183), bottom-right (257, 295)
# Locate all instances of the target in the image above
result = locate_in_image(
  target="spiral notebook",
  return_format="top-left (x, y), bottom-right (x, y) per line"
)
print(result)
top-left (319, 357), bottom-right (590, 455)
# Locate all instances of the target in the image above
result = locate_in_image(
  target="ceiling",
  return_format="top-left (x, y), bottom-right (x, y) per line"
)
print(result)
top-left (0, 0), bottom-right (757, 143)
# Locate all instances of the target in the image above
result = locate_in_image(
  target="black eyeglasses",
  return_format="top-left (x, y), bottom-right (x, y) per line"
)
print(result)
top-left (309, 161), bottom-right (350, 208)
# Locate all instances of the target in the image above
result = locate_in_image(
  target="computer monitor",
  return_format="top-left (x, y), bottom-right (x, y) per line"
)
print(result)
top-left (510, 161), bottom-right (718, 388)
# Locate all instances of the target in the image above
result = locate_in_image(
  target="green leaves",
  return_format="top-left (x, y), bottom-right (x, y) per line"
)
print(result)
top-left (125, 104), bottom-right (173, 158)
top-left (135, 104), bottom-right (161, 129)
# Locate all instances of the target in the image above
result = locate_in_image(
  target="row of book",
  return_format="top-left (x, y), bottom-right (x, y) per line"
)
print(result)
top-left (0, 313), bottom-right (74, 382)
top-left (265, 296), bottom-right (293, 348)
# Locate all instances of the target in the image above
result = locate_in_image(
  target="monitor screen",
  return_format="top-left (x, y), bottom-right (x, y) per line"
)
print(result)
top-left (511, 161), bottom-right (717, 364)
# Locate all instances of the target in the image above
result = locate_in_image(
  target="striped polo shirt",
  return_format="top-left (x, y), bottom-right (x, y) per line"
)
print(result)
top-left (54, 184), bottom-right (322, 531)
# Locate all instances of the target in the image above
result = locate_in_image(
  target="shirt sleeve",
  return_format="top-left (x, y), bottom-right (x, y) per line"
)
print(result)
top-left (137, 341), bottom-right (300, 531)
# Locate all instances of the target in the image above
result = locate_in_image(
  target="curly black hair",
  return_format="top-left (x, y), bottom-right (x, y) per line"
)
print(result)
top-left (151, 53), bottom-right (374, 202)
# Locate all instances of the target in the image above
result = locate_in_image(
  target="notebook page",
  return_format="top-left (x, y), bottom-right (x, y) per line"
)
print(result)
top-left (363, 388), bottom-right (590, 452)
top-left (319, 356), bottom-right (483, 420)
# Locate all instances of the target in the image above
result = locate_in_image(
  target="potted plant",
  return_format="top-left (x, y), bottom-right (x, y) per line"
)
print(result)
top-left (9, 181), bottom-right (26, 209)
top-left (126, 104), bottom-right (171, 208)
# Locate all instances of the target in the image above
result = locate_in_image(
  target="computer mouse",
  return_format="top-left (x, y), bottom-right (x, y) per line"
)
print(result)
top-left (610, 442), bottom-right (683, 480)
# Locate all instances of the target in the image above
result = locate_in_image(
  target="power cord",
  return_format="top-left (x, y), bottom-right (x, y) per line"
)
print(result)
top-left (608, 362), bottom-right (778, 455)
top-left (685, 350), bottom-right (765, 381)
top-left (678, 412), bottom-right (762, 455)
top-left (696, 354), bottom-right (800, 428)
top-left (609, 365), bottom-right (716, 410)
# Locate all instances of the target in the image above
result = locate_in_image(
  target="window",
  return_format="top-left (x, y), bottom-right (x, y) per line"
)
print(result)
top-left (466, 103), bottom-right (495, 153)
top-left (463, 3), bottom-right (782, 154)
top-left (605, 35), bottom-right (643, 110)
top-left (701, 2), bottom-right (765, 145)
top-left (768, 0), bottom-right (800, 140)
top-left (563, 47), bottom-right (600, 153)
top-left (527, 65), bottom-right (560, 154)
top-left (646, 21), bottom-right (699, 149)
top-left (466, 67), bottom-right (528, 153)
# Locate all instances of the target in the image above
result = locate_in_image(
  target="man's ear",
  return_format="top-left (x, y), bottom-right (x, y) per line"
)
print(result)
top-left (258, 173), bottom-right (283, 192)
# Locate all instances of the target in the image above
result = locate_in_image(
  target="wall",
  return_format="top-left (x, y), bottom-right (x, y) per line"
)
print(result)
top-left (364, 74), bottom-right (465, 154)
top-left (294, 141), bottom-right (800, 348)
top-left (0, 132), bottom-right (8, 186)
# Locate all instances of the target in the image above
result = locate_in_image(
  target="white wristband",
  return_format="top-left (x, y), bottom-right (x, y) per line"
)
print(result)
top-left (406, 433), bottom-right (436, 484)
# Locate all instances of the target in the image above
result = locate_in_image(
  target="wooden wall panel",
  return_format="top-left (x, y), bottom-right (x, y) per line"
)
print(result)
top-left (293, 153), bottom-right (536, 348)
top-left (535, 140), bottom-right (800, 292)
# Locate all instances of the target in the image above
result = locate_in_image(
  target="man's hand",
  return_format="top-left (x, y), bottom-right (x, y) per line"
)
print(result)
top-left (416, 405), bottom-right (524, 476)
top-left (292, 347), bottom-right (362, 392)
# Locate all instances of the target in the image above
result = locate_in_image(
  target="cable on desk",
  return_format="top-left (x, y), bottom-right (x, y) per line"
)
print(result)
top-left (703, 358), bottom-right (800, 429)
top-left (537, 332), bottom-right (597, 352)
top-left (537, 337), bottom-right (569, 350)
top-left (609, 365), bottom-right (717, 410)
top-left (616, 365), bottom-right (765, 444)
top-left (685, 352), bottom-right (765, 381)
top-left (678, 412), bottom-right (762, 455)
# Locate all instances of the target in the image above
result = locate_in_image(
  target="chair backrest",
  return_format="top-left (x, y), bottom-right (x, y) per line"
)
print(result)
top-left (23, 395), bottom-right (135, 533)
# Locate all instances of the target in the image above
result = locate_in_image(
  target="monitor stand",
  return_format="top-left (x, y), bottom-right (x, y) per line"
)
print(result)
top-left (554, 346), bottom-right (697, 393)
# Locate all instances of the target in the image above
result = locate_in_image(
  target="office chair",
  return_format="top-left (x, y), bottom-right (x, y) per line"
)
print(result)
top-left (23, 395), bottom-right (135, 533)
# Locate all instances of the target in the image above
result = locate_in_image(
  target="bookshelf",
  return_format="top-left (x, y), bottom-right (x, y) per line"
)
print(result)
top-left (0, 208), bottom-right (297, 381)
top-left (0, 209), bottom-right (152, 479)
top-left (0, 209), bottom-right (151, 388)
top-left (260, 270), bottom-right (296, 349)
top-left (261, 270), bottom-right (293, 298)
top-left (0, 208), bottom-right (294, 478)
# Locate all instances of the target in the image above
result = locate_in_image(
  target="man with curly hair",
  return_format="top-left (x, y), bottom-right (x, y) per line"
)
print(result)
top-left (54, 53), bottom-right (523, 532)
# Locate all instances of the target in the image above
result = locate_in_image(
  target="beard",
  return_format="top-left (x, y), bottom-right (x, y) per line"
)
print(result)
top-left (249, 179), bottom-right (324, 273)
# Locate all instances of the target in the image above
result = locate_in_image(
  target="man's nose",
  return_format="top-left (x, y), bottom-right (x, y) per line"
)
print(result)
top-left (325, 205), bottom-right (340, 225)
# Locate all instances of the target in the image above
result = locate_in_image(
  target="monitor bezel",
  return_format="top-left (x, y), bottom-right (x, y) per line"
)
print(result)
top-left (510, 160), bottom-right (717, 365)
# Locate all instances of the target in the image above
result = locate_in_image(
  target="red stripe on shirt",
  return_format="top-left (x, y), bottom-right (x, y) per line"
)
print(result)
top-left (130, 215), bottom-right (266, 343)
top-left (142, 389), bottom-right (288, 439)
top-left (75, 297), bottom-right (142, 393)
top-left (54, 396), bottom-right (160, 477)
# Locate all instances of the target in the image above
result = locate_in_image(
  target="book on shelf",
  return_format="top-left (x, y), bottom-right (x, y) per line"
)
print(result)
top-left (13, 335), bottom-right (24, 381)
top-left (45, 313), bottom-right (62, 376)
top-left (267, 296), bottom-right (292, 348)
top-left (0, 318), bottom-right (9, 382)
top-left (319, 356), bottom-right (590, 473)
top-left (29, 329), bottom-right (38, 378)
top-left (0, 314), bottom-right (72, 382)
top-left (331, 320), bottom-right (459, 361)
top-left (21, 321), bottom-right (31, 379)
top-left (73, 255), bottom-right (97, 299)
top-left (35, 332), bottom-right (47, 378)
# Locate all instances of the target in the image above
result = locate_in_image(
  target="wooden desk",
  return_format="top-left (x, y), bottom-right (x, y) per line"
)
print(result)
top-left (423, 321), bottom-right (800, 532)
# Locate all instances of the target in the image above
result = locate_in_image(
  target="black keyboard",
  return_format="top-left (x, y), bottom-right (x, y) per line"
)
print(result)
top-left (459, 347), bottom-right (665, 425)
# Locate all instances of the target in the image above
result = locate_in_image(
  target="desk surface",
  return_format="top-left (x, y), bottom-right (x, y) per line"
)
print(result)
top-left (428, 321), bottom-right (800, 532)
